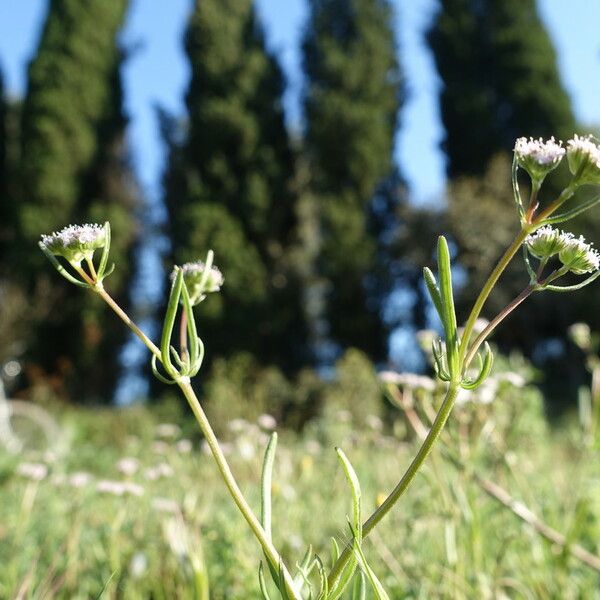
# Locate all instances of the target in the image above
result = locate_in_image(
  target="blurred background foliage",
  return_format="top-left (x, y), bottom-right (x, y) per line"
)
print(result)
top-left (0, 0), bottom-right (598, 416)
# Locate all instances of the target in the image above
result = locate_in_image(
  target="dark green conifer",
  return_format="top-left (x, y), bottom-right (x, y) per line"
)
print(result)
top-left (427, 0), bottom-right (576, 178)
top-left (163, 0), bottom-right (307, 372)
top-left (302, 0), bottom-right (402, 359)
top-left (17, 0), bottom-right (137, 401)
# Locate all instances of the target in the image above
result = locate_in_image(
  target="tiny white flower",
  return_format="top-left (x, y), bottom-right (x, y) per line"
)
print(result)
top-left (116, 457), bottom-right (139, 476)
top-left (17, 462), bottom-right (48, 481)
top-left (129, 552), bottom-right (148, 579)
top-left (152, 497), bottom-right (180, 514)
top-left (176, 439), bottom-right (193, 454)
top-left (97, 480), bottom-right (126, 496)
top-left (69, 471), bottom-right (92, 488)
top-left (257, 414), bottom-right (277, 430)
top-left (379, 371), bottom-right (436, 391)
top-left (40, 223), bottom-right (107, 263)
top-left (514, 136), bottom-right (565, 180)
top-left (156, 423), bottom-right (181, 439)
top-left (123, 482), bottom-right (145, 497)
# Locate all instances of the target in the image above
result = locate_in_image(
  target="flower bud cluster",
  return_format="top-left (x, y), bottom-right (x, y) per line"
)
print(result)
top-left (514, 136), bottom-right (565, 182)
top-left (40, 223), bottom-right (106, 264)
top-left (526, 226), bottom-right (600, 274)
top-left (172, 260), bottom-right (224, 305)
top-left (566, 134), bottom-right (600, 185)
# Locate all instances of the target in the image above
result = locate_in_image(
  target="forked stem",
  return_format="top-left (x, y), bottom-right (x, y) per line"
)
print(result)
top-left (327, 383), bottom-right (460, 588)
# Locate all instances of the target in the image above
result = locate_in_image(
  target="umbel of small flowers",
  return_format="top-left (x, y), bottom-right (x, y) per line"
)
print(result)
top-left (38, 133), bottom-right (600, 600)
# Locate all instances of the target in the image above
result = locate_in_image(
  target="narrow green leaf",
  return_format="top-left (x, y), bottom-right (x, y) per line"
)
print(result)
top-left (437, 236), bottom-right (458, 375)
top-left (543, 269), bottom-right (600, 292)
top-left (423, 267), bottom-right (444, 324)
top-left (161, 268), bottom-right (183, 373)
top-left (39, 242), bottom-right (89, 288)
top-left (315, 556), bottom-right (328, 600)
top-left (512, 153), bottom-right (526, 222)
top-left (261, 432), bottom-right (278, 543)
top-left (461, 343), bottom-right (494, 390)
top-left (330, 538), bottom-right (340, 564)
top-left (335, 448), bottom-right (362, 540)
top-left (151, 355), bottom-right (177, 385)
top-left (351, 572), bottom-right (366, 600)
top-left (350, 529), bottom-right (390, 600)
top-left (258, 563), bottom-right (273, 600)
top-left (181, 280), bottom-right (200, 366)
top-left (97, 221), bottom-right (111, 279)
top-left (542, 194), bottom-right (600, 225)
top-left (522, 245), bottom-right (538, 283)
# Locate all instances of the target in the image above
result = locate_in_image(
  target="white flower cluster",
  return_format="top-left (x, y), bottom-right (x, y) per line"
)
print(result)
top-left (172, 260), bottom-right (224, 304)
top-left (514, 136), bottom-right (565, 166)
top-left (526, 226), bottom-right (600, 274)
top-left (40, 223), bottom-right (106, 262)
top-left (566, 134), bottom-right (600, 184)
top-left (559, 233), bottom-right (600, 274)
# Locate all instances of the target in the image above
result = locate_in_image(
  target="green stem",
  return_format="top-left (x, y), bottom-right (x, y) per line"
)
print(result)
top-left (458, 228), bottom-right (531, 366)
top-left (463, 285), bottom-right (534, 369)
top-left (96, 288), bottom-right (300, 599)
top-left (327, 383), bottom-right (460, 589)
top-left (534, 184), bottom-right (577, 224)
top-left (178, 381), bottom-right (300, 599)
top-left (96, 287), bottom-right (161, 360)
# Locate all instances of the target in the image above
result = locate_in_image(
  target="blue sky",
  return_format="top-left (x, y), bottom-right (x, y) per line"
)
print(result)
top-left (2, 0), bottom-right (600, 207)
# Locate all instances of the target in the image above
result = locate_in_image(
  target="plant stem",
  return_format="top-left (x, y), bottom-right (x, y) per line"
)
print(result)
top-left (463, 285), bottom-right (534, 369)
top-left (178, 380), bottom-right (300, 599)
top-left (96, 287), bottom-right (300, 598)
top-left (458, 229), bottom-right (531, 366)
top-left (327, 383), bottom-right (460, 589)
top-left (533, 184), bottom-right (577, 224)
top-left (95, 287), bottom-right (161, 361)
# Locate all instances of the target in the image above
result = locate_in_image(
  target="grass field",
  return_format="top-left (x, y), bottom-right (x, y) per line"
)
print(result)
top-left (1, 353), bottom-right (599, 599)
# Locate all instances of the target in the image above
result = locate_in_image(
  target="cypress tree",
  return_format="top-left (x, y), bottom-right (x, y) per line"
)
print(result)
top-left (163, 0), bottom-right (306, 372)
top-left (302, 0), bottom-right (402, 360)
top-left (427, 0), bottom-right (577, 178)
top-left (17, 0), bottom-right (137, 402)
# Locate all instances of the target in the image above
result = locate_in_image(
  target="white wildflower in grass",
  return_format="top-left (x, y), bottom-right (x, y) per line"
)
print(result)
top-left (514, 136), bottom-right (565, 181)
top-left (117, 457), bottom-right (139, 476)
top-left (129, 552), bottom-right (148, 579)
top-left (227, 417), bottom-right (249, 433)
top-left (17, 462), bottom-right (48, 481)
top-left (40, 223), bottom-right (107, 263)
top-left (156, 423), bottom-right (181, 439)
top-left (123, 482), bottom-right (145, 497)
top-left (172, 260), bottom-right (224, 305)
top-left (69, 471), bottom-right (92, 488)
top-left (97, 480), bottom-right (144, 497)
top-left (257, 413), bottom-right (277, 431)
top-left (379, 371), bottom-right (437, 391)
top-left (525, 226), bottom-right (568, 259)
top-left (144, 462), bottom-right (174, 481)
top-left (558, 233), bottom-right (600, 274)
top-left (566, 134), bottom-right (600, 185)
top-left (176, 439), bottom-right (193, 454)
top-left (96, 480), bottom-right (126, 496)
top-left (152, 440), bottom-right (170, 454)
top-left (152, 497), bottom-right (180, 514)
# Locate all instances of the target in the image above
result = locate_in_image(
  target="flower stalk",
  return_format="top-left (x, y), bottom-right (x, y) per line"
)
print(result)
top-left (39, 133), bottom-right (600, 599)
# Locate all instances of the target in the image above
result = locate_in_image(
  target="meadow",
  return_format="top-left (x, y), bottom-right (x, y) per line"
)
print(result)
top-left (2, 347), bottom-right (599, 599)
